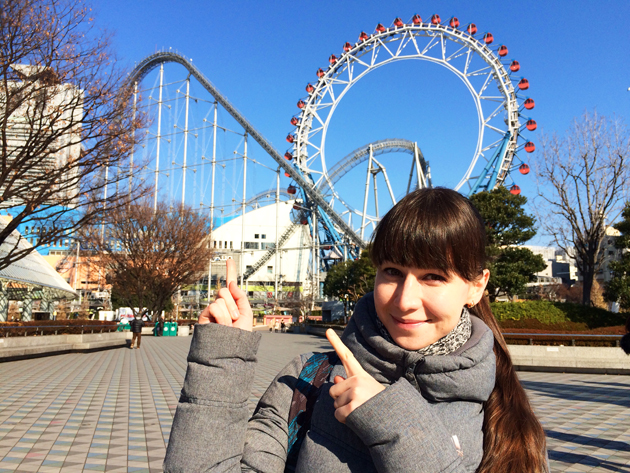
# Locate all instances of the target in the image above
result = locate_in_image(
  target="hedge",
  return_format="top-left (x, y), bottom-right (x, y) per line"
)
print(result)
top-left (490, 301), bottom-right (626, 329)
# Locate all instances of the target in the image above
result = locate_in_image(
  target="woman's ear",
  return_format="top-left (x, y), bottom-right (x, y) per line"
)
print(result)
top-left (468, 269), bottom-right (490, 305)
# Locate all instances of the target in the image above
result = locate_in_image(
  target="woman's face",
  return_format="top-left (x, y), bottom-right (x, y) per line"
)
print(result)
top-left (373, 262), bottom-right (489, 351)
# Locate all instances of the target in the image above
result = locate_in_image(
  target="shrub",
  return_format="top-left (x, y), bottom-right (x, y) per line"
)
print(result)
top-left (490, 300), bottom-right (625, 329)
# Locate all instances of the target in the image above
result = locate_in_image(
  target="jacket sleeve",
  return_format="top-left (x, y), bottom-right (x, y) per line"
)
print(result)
top-left (163, 324), bottom-right (304, 473)
top-left (163, 323), bottom-right (262, 472)
top-left (345, 378), bottom-right (473, 473)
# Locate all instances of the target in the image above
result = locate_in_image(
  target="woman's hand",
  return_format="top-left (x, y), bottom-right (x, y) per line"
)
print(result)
top-left (326, 329), bottom-right (385, 423)
top-left (198, 259), bottom-right (253, 331)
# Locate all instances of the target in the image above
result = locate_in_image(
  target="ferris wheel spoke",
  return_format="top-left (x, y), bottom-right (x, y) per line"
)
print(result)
top-left (446, 44), bottom-right (470, 62)
top-left (479, 96), bottom-right (507, 103)
top-left (463, 48), bottom-right (474, 75)
top-left (484, 102), bottom-right (507, 124)
top-left (484, 122), bottom-right (508, 135)
top-left (478, 72), bottom-right (495, 96)
top-left (481, 137), bottom-right (504, 153)
top-left (420, 35), bottom-right (441, 56)
top-left (349, 55), bottom-right (370, 70)
top-left (466, 65), bottom-right (493, 77)
top-left (376, 38), bottom-right (397, 59)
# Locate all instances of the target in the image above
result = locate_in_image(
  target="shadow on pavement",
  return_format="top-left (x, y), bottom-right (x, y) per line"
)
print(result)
top-left (548, 450), bottom-right (630, 472)
top-left (521, 380), bottom-right (630, 408)
top-left (546, 430), bottom-right (630, 452)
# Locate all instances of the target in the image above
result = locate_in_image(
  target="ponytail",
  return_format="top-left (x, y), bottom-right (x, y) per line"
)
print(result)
top-left (470, 297), bottom-right (548, 473)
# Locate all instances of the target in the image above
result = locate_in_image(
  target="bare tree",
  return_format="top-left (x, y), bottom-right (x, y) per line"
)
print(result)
top-left (534, 111), bottom-right (629, 304)
top-left (0, 0), bottom-right (146, 269)
top-left (78, 200), bottom-right (212, 318)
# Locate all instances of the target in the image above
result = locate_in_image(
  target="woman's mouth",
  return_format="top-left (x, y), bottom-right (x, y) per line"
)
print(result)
top-left (391, 317), bottom-right (428, 329)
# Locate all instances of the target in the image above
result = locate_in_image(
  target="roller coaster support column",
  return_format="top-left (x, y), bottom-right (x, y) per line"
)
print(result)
top-left (241, 133), bottom-right (248, 290)
top-left (129, 82), bottom-right (138, 196)
top-left (181, 76), bottom-right (190, 211)
top-left (275, 167), bottom-right (280, 300)
top-left (360, 145), bottom-right (373, 241)
top-left (468, 133), bottom-right (510, 196)
top-left (208, 102), bottom-right (218, 298)
top-left (154, 64), bottom-right (164, 213)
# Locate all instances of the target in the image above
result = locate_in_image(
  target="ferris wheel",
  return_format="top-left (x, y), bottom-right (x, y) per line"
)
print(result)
top-left (285, 14), bottom-right (536, 240)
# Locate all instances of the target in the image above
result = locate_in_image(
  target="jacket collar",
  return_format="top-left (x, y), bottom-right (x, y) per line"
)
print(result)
top-left (341, 292), bottom-right (496, 403)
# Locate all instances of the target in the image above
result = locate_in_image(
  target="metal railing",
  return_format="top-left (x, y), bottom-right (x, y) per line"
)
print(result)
top-left (502, 332), bottom-right (623, 347)
top-left (0, 324), bottom-right (120, 337)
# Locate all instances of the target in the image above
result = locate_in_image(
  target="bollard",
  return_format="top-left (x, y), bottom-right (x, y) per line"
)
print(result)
top-left (571, 339), bottom-right (576, 346)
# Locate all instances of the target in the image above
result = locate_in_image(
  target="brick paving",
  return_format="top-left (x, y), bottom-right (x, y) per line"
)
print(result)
top-left (0, 332), bottom-right (627, 472)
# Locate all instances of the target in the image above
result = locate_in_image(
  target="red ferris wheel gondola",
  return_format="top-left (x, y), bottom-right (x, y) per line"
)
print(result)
top-left (498, 45), bottom-right (508, 57)
top-left (518, 78), bottom-right (529, 90)
top-left (359, 31), bottom-right (369, 41)
top-left (286, 134), bottom-right (295, 143)
top-left (287, 185), bottom-right (297, 195)
top-left (526, 119), bottom-right (537, 131)
top-left (329, 54), bottom-right (337, 64)
top-left (524, 142), bottom-right (535, 153)
top-left (284, 172), bottom-right (291, 178)
top-left (284, 152), bottom-right (293, 161)
top-left (394, 17), bottom-right (404, 27)
top-left (431, 14), bottom-right (441, 25)
top-left (523, 98), bottom-right (535, 110)
top-left (483, 32), bottom-right (494, 44)
top-left (316, 68), bottom-right (325, 78)
top-left (290, 117), bottom-right (299, 126)
top-left (376, 23), bottom-right (386, 33)
top-left (519, 164), bottom-right (530, 175)
top-left (510, 60), bottom-right (520, 72)
top-left (449, 17), bottom-right (459, 28)
top-left (510, 185), bottom-right (521, 195)
top-left (297, 100), bottom-right (305, 109)
top-left (412, 14), bottom-right (422, 25)
top-left (343, 42), bottom-right (352, 52)
top-left (305, 83), bottom-right (314, 93)
top-left (467, 23), bottom-right (477, 35)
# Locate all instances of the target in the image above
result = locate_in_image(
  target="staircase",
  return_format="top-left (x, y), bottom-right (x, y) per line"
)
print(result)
top-left (243, 223), bottom-right (300, 281)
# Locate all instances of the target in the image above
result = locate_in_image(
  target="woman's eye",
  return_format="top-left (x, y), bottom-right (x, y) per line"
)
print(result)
top-left (424, 273), bottom-right (446, 282)
top-left (383, 267), bottom-right (402, 277)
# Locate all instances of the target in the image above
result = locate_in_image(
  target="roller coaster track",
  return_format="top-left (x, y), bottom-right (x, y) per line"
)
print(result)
top-left (128, 52), bottom-right (365, 248)
top-left (318, 138), bottom-right (430, 196)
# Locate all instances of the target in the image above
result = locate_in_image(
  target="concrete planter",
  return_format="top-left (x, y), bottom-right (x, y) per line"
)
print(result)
top-left (0, 332), bottom-right (128, 361)
top-left (177, 325), bottom-right (190, 336)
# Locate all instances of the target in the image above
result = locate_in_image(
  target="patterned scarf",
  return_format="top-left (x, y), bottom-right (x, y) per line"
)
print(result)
top-left (374, 307), bottom-right (472, 356)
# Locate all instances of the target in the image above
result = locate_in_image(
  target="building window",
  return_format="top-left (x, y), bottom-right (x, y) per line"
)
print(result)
top-left (244, 242), bottom-right (259, 250)
top-left (267, 265), bottom-right (273, 274)
top-left (230, 241), bottom-right (233, 249)
top-left (219, 241), bottom-right (223, 249)
top-left (214, 240), bottom-right (217, 248)
top-left (261, 234), bottom-right (266, 239)
top-left (254, 234), bottom-right (259, 239)
top-left (225, 241), bottom-right (227, 249)
top-left (261, 242), bottom-right (275, 250)
top-left (246, 265), bottom-right (253, 271)
top-left (25, 226), bottom-right (29, 235)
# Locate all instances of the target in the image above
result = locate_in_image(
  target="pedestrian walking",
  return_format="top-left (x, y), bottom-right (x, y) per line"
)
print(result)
top-left (158, 315), bottom-right (165, 337)
top-left (129, 314), bottom-right (144, 349)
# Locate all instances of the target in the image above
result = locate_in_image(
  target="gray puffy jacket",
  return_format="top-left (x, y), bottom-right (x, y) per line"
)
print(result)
top-left (164, 292), bottom-right (496, 472)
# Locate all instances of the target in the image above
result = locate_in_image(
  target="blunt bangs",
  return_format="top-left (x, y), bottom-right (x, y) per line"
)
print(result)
top-left (370, 188), bottom-right (486, 281)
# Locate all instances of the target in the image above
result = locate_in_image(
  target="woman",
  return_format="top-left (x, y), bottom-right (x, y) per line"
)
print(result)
top-left (164, 188), bottom-right (548, 472)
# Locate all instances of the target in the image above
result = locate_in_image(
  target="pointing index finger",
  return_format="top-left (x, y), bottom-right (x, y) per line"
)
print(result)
top-left (326, 329), bottom-right (364, 377)
top-left (226, 258), bottom-right (237, 288)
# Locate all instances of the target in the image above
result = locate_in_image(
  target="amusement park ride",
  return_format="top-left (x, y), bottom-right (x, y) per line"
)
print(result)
top-left (127, 14), bottom-right (536, 280)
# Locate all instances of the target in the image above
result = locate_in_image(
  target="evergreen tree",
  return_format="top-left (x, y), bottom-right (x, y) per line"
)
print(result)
top-left (605, 202), bottom-right (630, 310)
top-left (470, 186), bottom-right (546, 301)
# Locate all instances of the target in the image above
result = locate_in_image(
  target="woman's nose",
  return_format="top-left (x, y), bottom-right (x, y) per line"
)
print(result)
top-left (395, 275), bottom-right (422, 312)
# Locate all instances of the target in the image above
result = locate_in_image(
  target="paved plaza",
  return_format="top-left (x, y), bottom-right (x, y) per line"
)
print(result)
top-left (0, 333), bottom-right (628, 472)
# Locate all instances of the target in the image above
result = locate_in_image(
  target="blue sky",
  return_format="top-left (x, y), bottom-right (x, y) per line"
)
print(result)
top-left (94, 0), bottom-right (630, 244)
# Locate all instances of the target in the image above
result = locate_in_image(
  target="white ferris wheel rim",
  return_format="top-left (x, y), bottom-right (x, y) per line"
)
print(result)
top-left (293, 21), bottom-right (520, 195)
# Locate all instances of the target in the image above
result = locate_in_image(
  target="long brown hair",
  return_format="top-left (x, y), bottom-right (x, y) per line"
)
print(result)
top-left (371, 188), bottom-right (547, 473)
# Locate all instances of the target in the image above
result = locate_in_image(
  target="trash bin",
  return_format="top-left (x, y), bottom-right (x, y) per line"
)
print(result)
top-left (169, 322), bottom-right (178, 336)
